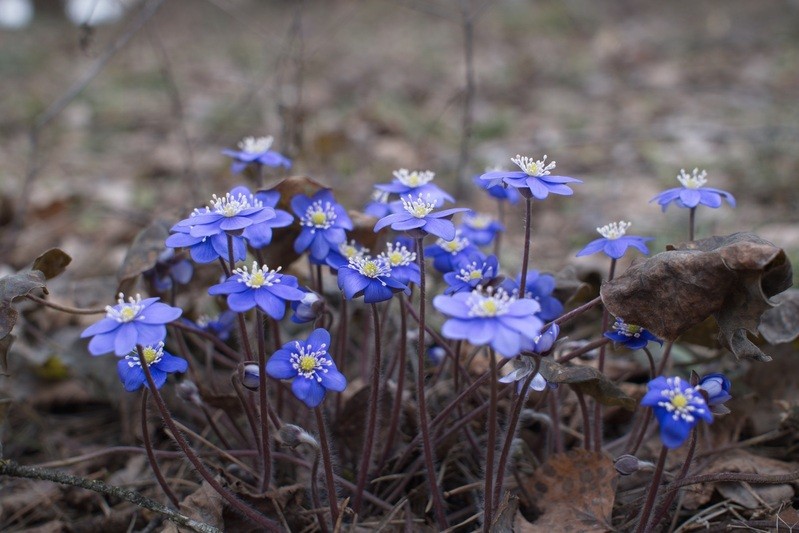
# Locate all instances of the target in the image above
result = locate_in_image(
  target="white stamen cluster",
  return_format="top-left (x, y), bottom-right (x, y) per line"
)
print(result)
top-left (677, 168), bottom-right (708, 189)
top-left (380, 242), bottom-right (416, 267)
top-left (464, 212), bottom-right (493, 230)
top-left (301, 200), bottom-right (337, 231)
top-left (456, 261), bottom-right (491, 283)
top-left (466, 286), bottom-right (514, 317)
top-left (125, 341), bottom-right (165, 368)
top-left (348, 255), bottom-right (392, 284)
top-left (511, 154), bottom-right (556, 177)
top-left (208, 192), bottom-right (255, 218)
top-left (106, 293), bottom-right (145, 323)
top-left (657, 377), bottom-right (705, 423)
top-left (436, 231), bottom-right (470, 254)
top-left (290, 341), bottom-right (332, 381)
top-left (401, 194), bottom-right (436, 218)
top-left (234, 261), bottom-right (282, 289)
top-left (338, 240), bottom-right (368, 261)
top-left (237, 135), bottom-right (274, 154)
top-left (612, 319), bottom-right (643, 338)
top-left (597, 221), bottom-right (631, 240)
top-left (393, 168), bottom-right (435, 188)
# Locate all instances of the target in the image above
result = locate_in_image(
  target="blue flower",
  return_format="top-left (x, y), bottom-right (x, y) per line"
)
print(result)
top-left (576, 221), bottom-right (653, 260)
top-left (479, 155), bottom-right (581, 199)
top-left (241, 363), bottom-right (261, 391)
top-left (229, 186), bottom-right (294, 249)
top-left (378, 241), bottom-right (420, 287)
top-left (604, 318), bottom-right (662, 350)
top-left (174, 191), bottom-right (276, 238)
top-left (374, 194), bottom-right (467, 240)
top-left (525, 323), bottom-right (560, 354)
top-left (292, 189), bottom-right (353, 262)
top-left (143, 249), bottom-right (193, 292)
top-left (81, 294), bottom-right (183, 356)
top-left (337, 255), bottom-right (408, 303)
top-left (640, 376), bottom-right (713, 448)
top-left (458, 211), bottom-right (504, 247)
top-left (516, 270), bottom-right (563, 321)
top-left (291, 290), bottom-right (324, 324)
top-left (364, 188), bottom-right (392, 218)
top-left (222, 136), bottom-right (291, 174)
top-left (427, 344), bottom-right (447, 365)
top-left (443, 255), bottom-right (499, 295)
top-left (208, 261), bottom-right (306, 319)
top-left (117, 341), bottom-right (188, 392)
top-left (650, 168), bottom-right (736, 212)
top-left (376, 169), bottom-right (454, 207)
top-left (473, 173), bottom-right (520, 204)
top-left (433, 287), bottom-right (543, 357)
top-left (165, 222), bottom-right (247, 264)
top-left (697, 373), bottom-right (732, 406)
top-left (424, 230), bottom-right (484, 274)
top-left (265, 328), bottom-right (347, 408)
top-left (189, 311), bottom-right (237, 341)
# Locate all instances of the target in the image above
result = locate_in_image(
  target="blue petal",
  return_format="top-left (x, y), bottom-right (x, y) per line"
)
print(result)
top-left (338, 268), bottom-right (370, 299)
top-left (320, 367), bottom-right (347, 392)
top-left (155, 353), bottom-right (189, 373)
top-left (254, 290), bottom-right (287, 319)
top-left (292, 377), bottom-right (326, 408)
top-left (114, 324), bottom-right (138, 355)
top-left (604, 239), bottom-right (629, 259)
top-left (81, 318), bottom-right (120, 338)
top-left (266, 350), bottom-right (296, 379)
top-left (228, 291), bottom-right (257, 312)
top-left (423, 218), bottom-right (455, 240)
top-left (307, 328), bottom-right (331, 349)
top-left (88, 331), bottom-right (117, 356)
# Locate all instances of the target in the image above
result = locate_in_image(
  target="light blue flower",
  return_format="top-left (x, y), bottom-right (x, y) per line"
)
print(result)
top-left (576, 221), bottom-right (653, 260)
top-left (222, 135), bottom-right (291, 174)
top-left (479, 155), bottom-right (581, 199)
top-left (650, 168), bottom-right (735, 212)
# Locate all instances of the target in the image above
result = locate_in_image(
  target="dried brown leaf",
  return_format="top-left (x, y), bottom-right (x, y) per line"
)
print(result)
top-left (31, 248), bottom-right (72, 280)
top-left (0, 270), bottom-right (47, 341)
top-left (536, 358), bottom-right (637, 410)
top-left (116, 219), bottom-right (171, 295)
top-left (600, 233), bottom-right (792, 361)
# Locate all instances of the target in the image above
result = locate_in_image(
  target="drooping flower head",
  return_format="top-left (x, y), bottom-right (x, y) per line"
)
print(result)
top-left (473, 171), bottom-right (520, 204)
top-left (117, 342), bottom-right (188, 392)
top-left (379, 241), bottom-right (420, 287)
top-left (650, 168), bottom-right (736, 212)
top-left (576, 221), bottom-right (653, 260)
top-left (479, 155), bottom-right (582, 199)
top-left (443, 255), bottom-right (500, 295)
top-left (337, 254), bottom-right (408, 303)
top-left (424, 230), bottom-right (485, 273)
top-left (604, 317), bottom-right (662, 350)
top-left (292, 189), bottom-right (353, 262)
top-left (265, 328), bottom-right (347, 408)
top-left (640, 376), bottom-right (713, 448)
top-left (208, 261), bottom-right (305, 319)
top-left (81, 293), bottom-right (183, 356)
top-left (291, 289), bottom-right (325, 324)
top-left (698, 373), bottom-right (732, 407)
top-left (458, 211), bottom-right (504, 247)
top-left (222, 135), bottom-right (292, 174)
top-left (377, 169), bottom-right (454, 207)
top-left (175, 191), bottom-right (276, 239)
top-left (433, 286), bottom-right (543, 357)
top-left (374, 193), bottom-right (467, 240)
top-left (525, 323), bottom-right (560, 354)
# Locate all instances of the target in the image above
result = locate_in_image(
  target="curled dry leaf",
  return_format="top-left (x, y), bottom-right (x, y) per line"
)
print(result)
top-left (116, 220), bottom-right (171, 295)
top-left (536, 358), bottom-right (637, 410)
top-left (759, 288), bottom-right (799, 344)
top-left (31, 248), bottom-right (72, 280)
top-left (600, 233), bottom-right (792, 361)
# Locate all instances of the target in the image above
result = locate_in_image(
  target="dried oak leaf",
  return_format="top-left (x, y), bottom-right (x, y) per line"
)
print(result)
top-left (116, 219), bottom-right (171, 295)
top-left (520, 449), bottom-right (616, 532)
top-left (537, 358), bottom-right (637, 411)
top-left (759, 288), bottom-right (799, 344)
top-left (600, 233), bottom-right (792, 361)
top-left (31, 248), bottom-right (72, 280)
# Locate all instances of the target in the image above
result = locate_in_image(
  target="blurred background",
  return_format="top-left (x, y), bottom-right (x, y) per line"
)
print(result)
top-left (1, 0), bottom-right (797, 276)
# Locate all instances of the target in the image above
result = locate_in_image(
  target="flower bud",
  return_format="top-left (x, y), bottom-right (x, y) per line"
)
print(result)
top-left (614, 454), bottom-right (655, 476)
top-left (241, 363), bottom-right (260, 391)
top-left (697, 373), bottom-right (732, 406)
top-left (291, 290), bottom-right (324, 324)
top-left (176, 380), bottom-right (202, 407)
top-left (279, 424), bottom-right (318, 450)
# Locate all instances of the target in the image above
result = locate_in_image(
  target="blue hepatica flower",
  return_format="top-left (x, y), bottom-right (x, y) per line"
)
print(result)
top-left (266, 328), bottom-right (347, 408)
top-left (229, 186), bottom-right (294, 249)
top-left (166, 220), bottom-right (247, 264)
top-left (458, 211), bottom-right (504, 247)
top-left (117, 341), bottom-right (188, 392)
top-left (424, 230), bottom-right (485, 274)
top-left (337, 255), bottom-right (408, 303)
top-left (222, 135), bottom-right (291, 174)
top-left (433, 286), bottom-right (543, 357)
top-left (175, 191), bottom-right (276, 239)
top-left (376, 169), bottom-right (454, 207)
top-left (650, 168), bottom-right (736, 212)
top-left (698, 373), bottom-right (732, 407)
top-left (604, 317), bottom-right (663, 350)
top-left (516, 270), bottom-right (563, 321)
top-left (473, 172), bottom-right (520, 205)
top-left (640, 376), bottom-right (713, 448)
top-left (479, 155), bottom-right (581, 200)
top-left (524, 323), bottom-right (560, 354)
top-left (443, 255), bottom-right (499, 295)
top-left (81, 294), bottom-right (183, 356)
top-left (291, 289), bottom-right (324, 324)
top-left (292, 189), bottom-right (353, 262)
top-left (364, 188), bottom-right (392, 219)
top-left (208, 261), bottom-right (305, 319)
top-left (374, 194), bottom-right (467, 241)
top-left (576, 221), bottom-right (653, 260)
top-left (378, 241), bottom-right (420, 287)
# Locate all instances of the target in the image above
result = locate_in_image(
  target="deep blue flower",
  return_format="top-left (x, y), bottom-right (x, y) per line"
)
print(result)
top-left (265, 328), bottom-right (347, 408)
top-left (324, 240), bottom-right (369, 271)
top-left (650, 168), bottom-right (736, 212)
top-left (165, 222), bottom-right (247, 264)
top-left (292, 189), bottom-right (353, 262)
top-left (473, 173), bottom-right (520, 204)
top-left (291, 289), bottom-right (325, 324)
top-left (175, 191), bottom-right (276, 239)
top-left (433, 287), bottom-right (543, 357)
top-left (698, 373), bottom-right (732, 406)
top-left (81, 293), bottom-right (183, 356)
top-left (424, 231), bottom-right (485, 274)
top-left (229, 186), bottom-right (294, 249)
top-left (189, 310), bottom-right (237, 341)
top-left (208, 261), bottom-right (306, 319)
top-left (364, 188), bottom-right (392, 218)
top-left (374, 194), bottom-right (467, 241)
top-left (458, 211), bottom-right (504, 247)
top-left (222, 136), bottom-right (291, 174)
top-left (640, 376), bottom-right (713, 448)
top-left (524, 323), bottom-right (560, 354)
top-left (117, 341), bottom-right (188, 392)
top-left (479, 155), bottom-right (581, 199)
top-left (604, 317), bottom-right (663, 350)
top-left (576, 221), bottom-right (653, 260)
top-left (376, 169), bottom-right (454, 207)
top-left (337, 255), bottom-right (408, 303)
top-left (378, 241), bottom-right (420, 287)
top-left (443, 255), bottom-right (499, 295)
top-left (143, 248), bottom-right (193, 292)
top-left (515, 270), bottom-right (563, 321)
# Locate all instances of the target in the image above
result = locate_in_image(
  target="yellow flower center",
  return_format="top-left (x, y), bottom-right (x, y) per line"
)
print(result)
top-left (362, 261), bottom-right (380, 277)
top-left (469, 269), bottom-right (483, 280)
top-left (249, 271), bottom-right (266, 288)
top-left (311, 211), bottom-right (328, 225)
top-left (481, 300), bottom-right (498, 315)
top-left (298, 355), bottom-right (317, 372)
top-left (671, 394), bottom-right (688, 409)
top-left (120, 307), bottom-right (137, 321)
top-left (388, 251), bottom-right (404, 265)
top-left (141, 346), bottom-right (159, 365)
